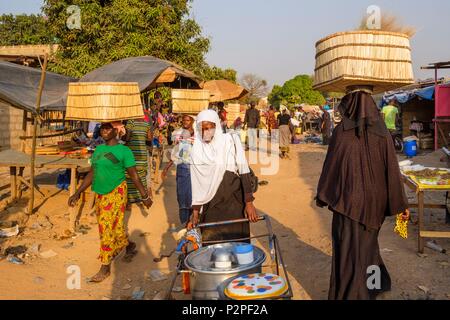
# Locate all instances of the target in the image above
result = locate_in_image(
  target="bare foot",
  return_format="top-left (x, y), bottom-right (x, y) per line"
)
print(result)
top-left (88, 265), bottom-right (111, 283)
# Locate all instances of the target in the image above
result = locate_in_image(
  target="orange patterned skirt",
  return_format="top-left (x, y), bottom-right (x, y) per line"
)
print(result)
top-left (95, 181), bottom-right (129, 265)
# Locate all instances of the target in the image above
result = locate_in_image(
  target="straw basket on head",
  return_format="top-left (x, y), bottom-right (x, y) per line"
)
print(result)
top-left (313, 30), bottom-right (414, 94)
top-left (65, 82), bottom-right (144, 121)
top-left (225, 103), bottom-right (241, 127)
top-left (171, 89), bottom-right (210, 114)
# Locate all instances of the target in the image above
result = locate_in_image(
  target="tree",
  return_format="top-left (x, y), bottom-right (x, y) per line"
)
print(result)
top-left (239, 73), bottom-right (269, 103)
top-left (201, 66), bottom-right (237, 83)
top-left (42, 0), bottom-right (211, 78)
top-left (0, 14), bottom-right (53, 45)
top-left (268, 75), bottom-right (325, 108)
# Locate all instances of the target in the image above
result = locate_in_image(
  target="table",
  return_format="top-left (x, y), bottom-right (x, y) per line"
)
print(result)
top-left (0, 149), bottom-right (90, 231)
top-left (402, 174), bottom-right (450, 253)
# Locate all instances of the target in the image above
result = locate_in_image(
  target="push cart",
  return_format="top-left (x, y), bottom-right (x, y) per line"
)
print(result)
top-left (160, 214), bottom-right (294, 300)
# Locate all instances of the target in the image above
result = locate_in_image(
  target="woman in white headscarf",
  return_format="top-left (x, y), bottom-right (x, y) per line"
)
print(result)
top-left (188, 110), bottom-right (259, 242)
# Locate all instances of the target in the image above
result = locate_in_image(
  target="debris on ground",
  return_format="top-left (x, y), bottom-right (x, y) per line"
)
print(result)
top-left (0, 223), bottom-right (19, 237)
top-left (172, 286), bottom-right (183, 293)
top-left (426, 241), bottom-right (447, 253)
top-left (62, 242), bottom-right (74, 249)
top-left (28, 244), bottom-right (41, 255)
top-left (148, 270), bottom-right (168, 282)
top-left (121, 284), bottom-right (132, 290)
top-left (417, 253), bottom-right (428, 258)
top-left (39, 250), bottom-right (58, 259)
top-left (153, 291), bottom-right (167, 300)
top-left (5, 245), bottom-right (27, 256)
top-left (258, 180), bottom-right (269, 186)
top-left (418, 285), bottom-right (430, 295)
top-left (131, 287), bottom-right (145, 300)
top-left (381, 248), bottom-right (394, 253)
top-left (6, 254), bottom-right (24, 265)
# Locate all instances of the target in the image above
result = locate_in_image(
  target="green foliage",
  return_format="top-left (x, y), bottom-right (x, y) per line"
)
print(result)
top-left (41, 0), bottom-right (211, 78)
top-left (0, 14), bottom-right (53, 45)
top-left (268, 75), bottom-right (325, 107)
top-left (200, 66), bottom-right (237, 83)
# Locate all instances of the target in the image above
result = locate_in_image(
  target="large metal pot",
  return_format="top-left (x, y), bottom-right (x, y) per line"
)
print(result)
top-left (184, 242), bottom-right (266, 300)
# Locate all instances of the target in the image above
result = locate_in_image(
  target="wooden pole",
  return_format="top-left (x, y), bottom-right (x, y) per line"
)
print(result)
top-left (28, 54), bottom-right (48, 215)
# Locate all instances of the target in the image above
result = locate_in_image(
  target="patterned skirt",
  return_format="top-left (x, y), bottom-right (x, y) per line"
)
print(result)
top-left (95, 181), bottom-right (129, 265)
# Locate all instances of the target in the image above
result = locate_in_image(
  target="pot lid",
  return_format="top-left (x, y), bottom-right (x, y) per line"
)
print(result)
top-left (184, 242), bottom-right (266, 275)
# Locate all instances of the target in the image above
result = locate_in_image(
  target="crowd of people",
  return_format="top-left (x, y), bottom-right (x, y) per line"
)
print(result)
top-left (67, 90), bottom-right (410, 301)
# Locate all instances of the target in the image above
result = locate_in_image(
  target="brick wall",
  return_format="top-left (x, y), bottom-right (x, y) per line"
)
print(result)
top-left (0, 101), bottom-right (24, 150)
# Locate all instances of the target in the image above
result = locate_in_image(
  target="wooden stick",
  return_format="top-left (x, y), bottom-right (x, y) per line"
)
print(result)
top-left (28, 53), bottom-right (48, 215)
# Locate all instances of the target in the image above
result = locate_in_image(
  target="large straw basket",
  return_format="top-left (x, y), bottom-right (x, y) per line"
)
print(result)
top-left (225, 103), bottom-right (241, 126)
top-left (65, 82), bottom-right (144, 121)
top-left (171, 89), bottom-right (210, 114)
top-left (313, 30), bottom-right (414, 94)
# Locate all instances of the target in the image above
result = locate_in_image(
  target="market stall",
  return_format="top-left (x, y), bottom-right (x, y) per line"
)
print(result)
top-left (401, 165), bottom-right (450, 253)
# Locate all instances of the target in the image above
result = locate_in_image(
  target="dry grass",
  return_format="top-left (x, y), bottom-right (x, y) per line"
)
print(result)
top-left (359, 12), bottom-right (416, 38)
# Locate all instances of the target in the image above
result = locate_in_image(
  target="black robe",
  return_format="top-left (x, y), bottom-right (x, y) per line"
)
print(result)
top-left (316, 91), bottom-right (408, 300)
top-left (200, 172), bottom-right (253, 243)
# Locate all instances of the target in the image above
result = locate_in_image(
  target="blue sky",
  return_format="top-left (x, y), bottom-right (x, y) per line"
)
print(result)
top-left (2, 0), bottom-right (450, 86)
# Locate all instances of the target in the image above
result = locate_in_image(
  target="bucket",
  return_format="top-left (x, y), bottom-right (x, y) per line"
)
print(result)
top-left (404, 140), bottom-right (417, 157)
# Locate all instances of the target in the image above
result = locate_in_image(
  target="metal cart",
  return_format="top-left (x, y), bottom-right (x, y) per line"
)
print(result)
top-left (161, 214), bottom-right (294, 300)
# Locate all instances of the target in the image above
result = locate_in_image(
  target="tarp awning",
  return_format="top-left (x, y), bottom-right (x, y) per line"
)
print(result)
top-left (0, 61), bottom-right (77, 114)
top-left (79, 56), bottom-right (203, 91)
top-left (381, 85), bottom-right (439, 106)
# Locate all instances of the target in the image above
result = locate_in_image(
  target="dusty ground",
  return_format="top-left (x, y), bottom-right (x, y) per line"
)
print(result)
top-left (0, 142), bottom-right (449, 300)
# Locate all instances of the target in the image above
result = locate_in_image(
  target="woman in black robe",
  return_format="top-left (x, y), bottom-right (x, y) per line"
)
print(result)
top-left (316, 88), bottom-right (410, 300)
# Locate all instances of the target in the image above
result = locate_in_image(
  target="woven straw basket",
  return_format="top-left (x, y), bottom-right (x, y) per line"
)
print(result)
top-left (65, 82), bottom-right (144, 121)
top-left (171, 89), bottom-right (210, 114)
top-left (313, 30), bottom-right (414, 94)
top-left (225, 103), bottom-right (241, 126)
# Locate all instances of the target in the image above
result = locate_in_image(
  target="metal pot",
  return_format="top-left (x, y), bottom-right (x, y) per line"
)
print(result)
top-left (184, 242), bottom-right (266, 300)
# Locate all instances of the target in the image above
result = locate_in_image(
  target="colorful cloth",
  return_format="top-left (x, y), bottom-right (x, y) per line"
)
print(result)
top-left (125, 119), bottom-right (150, 203)
top-left (95, 181), bottom-right (129, 265)
top-left (91, 144), bottom-right (136, 195)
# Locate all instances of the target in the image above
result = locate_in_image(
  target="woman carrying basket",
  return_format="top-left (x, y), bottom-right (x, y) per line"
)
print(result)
top-left (69, 122), bottom-right (153, 283)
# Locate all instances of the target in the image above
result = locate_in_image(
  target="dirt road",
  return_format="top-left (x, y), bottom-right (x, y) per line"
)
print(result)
top-left (0, 144), bottom-right (449, 300)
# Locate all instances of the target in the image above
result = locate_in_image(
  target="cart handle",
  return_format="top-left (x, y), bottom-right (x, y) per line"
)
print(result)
top-left (197, 215), bottom-right (265, 229)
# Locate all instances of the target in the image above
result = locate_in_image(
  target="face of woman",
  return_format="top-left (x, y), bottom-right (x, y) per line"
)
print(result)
top-left (100, 123), bottom-right (117, 141)
top-left (201, 121), bottom-right (216, 143)
top-left (182, 116), bottom-right (194, 130)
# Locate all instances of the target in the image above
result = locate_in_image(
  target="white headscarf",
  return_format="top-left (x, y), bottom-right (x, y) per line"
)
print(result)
top-left (190, 110), bottom-right (250, 206)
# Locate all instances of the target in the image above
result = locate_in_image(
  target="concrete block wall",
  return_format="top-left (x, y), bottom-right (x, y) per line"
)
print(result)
top-left (0, 101), bottom-right (24, 150)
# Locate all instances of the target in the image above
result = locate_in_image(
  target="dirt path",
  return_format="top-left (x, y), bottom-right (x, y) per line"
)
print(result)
top-left (0, 144), bottom-right (449, 300)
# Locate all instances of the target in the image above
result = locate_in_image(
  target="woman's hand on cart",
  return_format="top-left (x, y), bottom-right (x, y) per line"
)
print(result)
top-left (187, 208), bottom-right (200, 230)
top-left (245, 202), bottom-right (259, 223)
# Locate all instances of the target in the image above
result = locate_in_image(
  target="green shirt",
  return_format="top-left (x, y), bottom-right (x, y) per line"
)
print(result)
top-left (91, 144), bottom-right (136, 195)
top-left (382, 105), bottom-right (399, 130)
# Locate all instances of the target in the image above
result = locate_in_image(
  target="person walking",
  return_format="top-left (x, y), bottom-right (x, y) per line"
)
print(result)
top-left (243, 102), bottom-right (260, 151)
top-left (316, 88), bottom-right (410, 300)
top-left (68, 122), bottom-right (153, 283)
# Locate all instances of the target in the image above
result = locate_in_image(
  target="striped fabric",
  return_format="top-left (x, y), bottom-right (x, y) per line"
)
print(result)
top-left (125, 119), bottom-right (150, 203)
